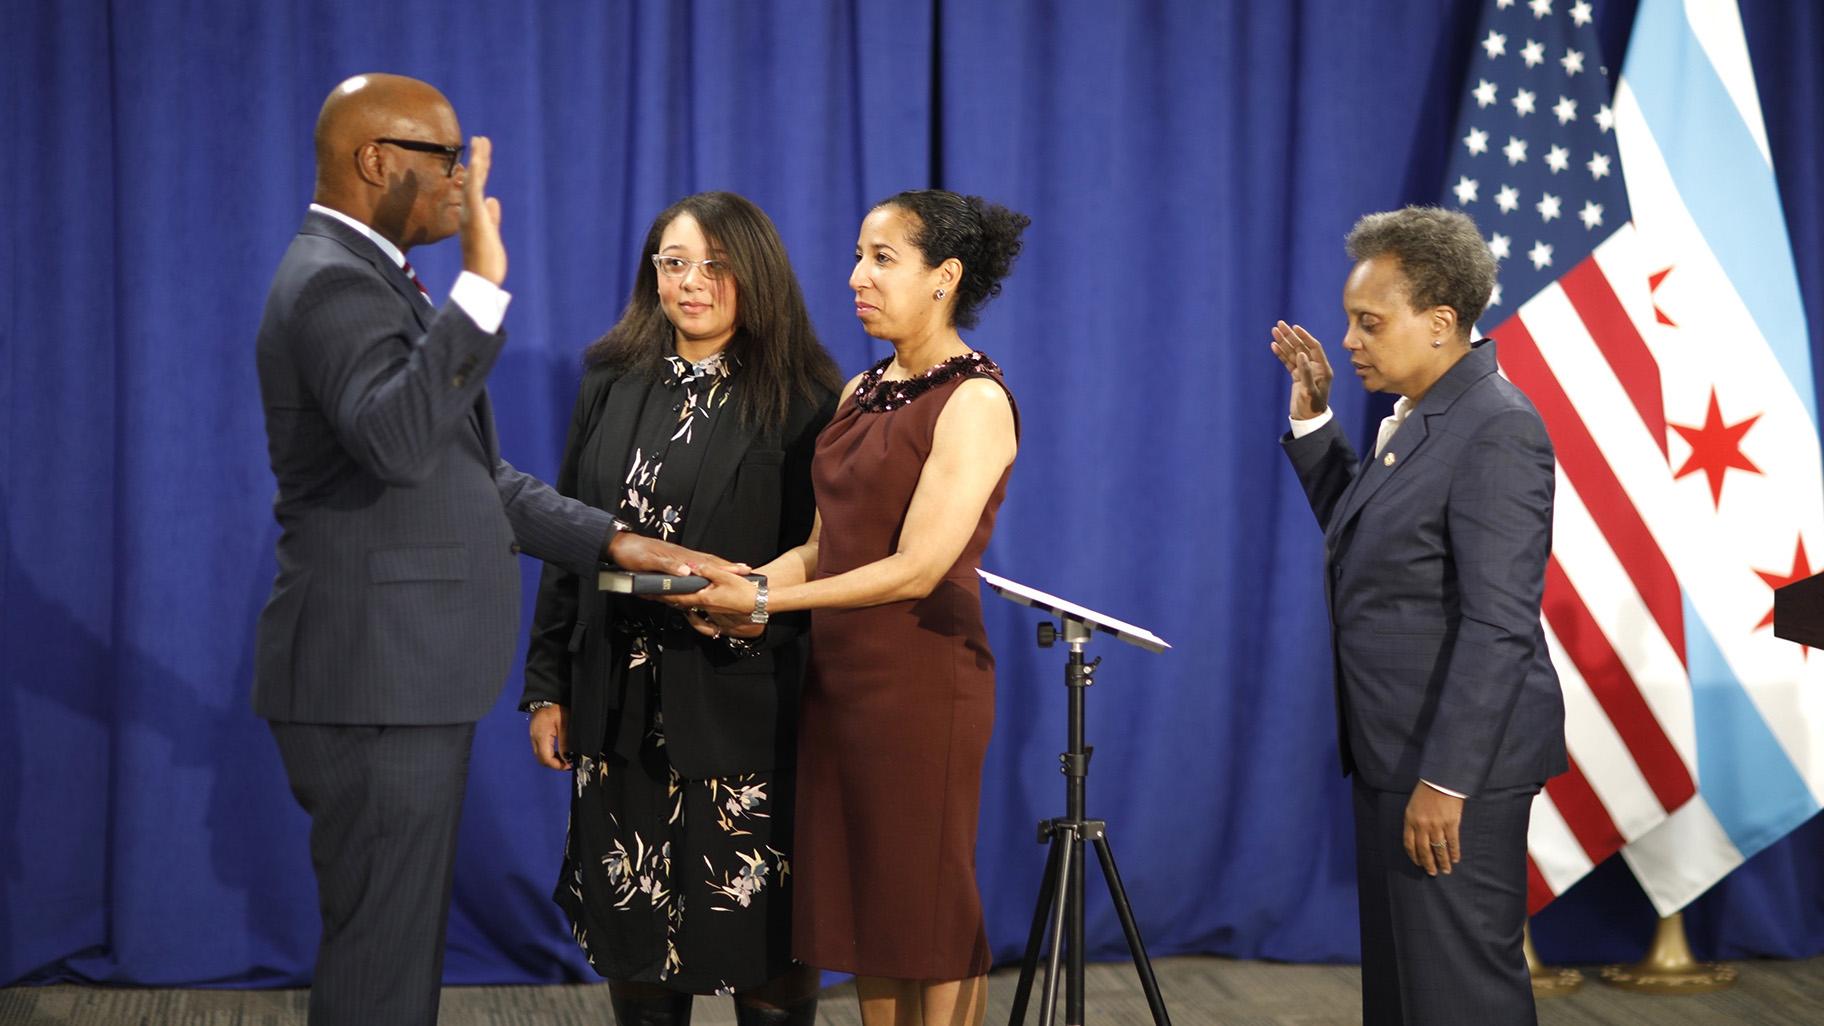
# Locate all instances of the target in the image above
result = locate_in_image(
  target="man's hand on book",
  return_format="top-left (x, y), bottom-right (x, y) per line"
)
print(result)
top-left (605, 531), bottom-right (734, 577)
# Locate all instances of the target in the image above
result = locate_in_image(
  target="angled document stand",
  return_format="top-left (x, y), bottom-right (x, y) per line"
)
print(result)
top-left (978, 569), bottom-right (1172, 1026)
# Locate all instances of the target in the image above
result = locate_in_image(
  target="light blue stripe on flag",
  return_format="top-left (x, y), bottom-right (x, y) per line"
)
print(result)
top-left (1682, 597), bottom-right (1820, 857)
top-left (1623, 0), bottom-right (1816, 421)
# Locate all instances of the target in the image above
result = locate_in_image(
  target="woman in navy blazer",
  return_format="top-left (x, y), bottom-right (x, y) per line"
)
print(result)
top-left (1271, 206), bottom-right (1566, 1026)
top-left (521, 192), bottom-right (840, 1026)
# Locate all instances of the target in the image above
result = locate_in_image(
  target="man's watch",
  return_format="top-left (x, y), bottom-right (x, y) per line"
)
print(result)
top-left (748, 576), bottom-right (770, 625)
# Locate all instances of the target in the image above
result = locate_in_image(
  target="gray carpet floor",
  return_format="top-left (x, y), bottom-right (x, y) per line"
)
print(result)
top-left (4, 955), bottom-right (1821, 1025)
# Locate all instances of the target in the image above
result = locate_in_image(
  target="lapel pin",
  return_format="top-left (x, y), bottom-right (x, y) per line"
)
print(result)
top-left (1383, 452), bottom-right (1397, 467)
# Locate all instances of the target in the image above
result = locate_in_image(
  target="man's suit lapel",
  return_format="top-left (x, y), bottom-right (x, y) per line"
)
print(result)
top-left (394, 269), bottom-right (433, 332)
top-left (373, 253), bottom-right (432, 332)
top-left (299, 211), bottom-right (432, 331)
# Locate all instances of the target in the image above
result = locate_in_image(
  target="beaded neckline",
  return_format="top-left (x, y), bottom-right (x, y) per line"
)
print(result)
top-left (853, 351), bottom-right (1001, 413)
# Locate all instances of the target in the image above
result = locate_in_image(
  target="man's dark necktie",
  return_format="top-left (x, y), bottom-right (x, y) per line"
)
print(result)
top-left (401, 261), bottom-right (431, 303)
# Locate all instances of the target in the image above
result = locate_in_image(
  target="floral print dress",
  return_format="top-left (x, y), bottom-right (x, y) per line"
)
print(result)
top-left (556, 352), bottom-right (794, 993)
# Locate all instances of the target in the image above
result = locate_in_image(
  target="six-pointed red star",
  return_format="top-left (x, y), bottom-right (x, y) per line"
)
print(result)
top-left (1670, 389), bottom-right (1762, 507)
top-left (1649, 266), bottom-right (1677, 326)
top-left (1755, 537), bottom-right (1816, 633)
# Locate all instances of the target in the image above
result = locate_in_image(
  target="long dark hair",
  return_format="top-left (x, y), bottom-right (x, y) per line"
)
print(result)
top-left (585, 191), bottom-right (841, 432)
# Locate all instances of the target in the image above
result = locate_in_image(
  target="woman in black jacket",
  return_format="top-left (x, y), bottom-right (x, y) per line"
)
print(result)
top-left (521, 191), bottom-right (840, 1026)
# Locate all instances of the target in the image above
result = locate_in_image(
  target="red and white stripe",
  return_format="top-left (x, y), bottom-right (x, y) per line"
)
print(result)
top-left (1482, 225), bottom-right (1704, 911)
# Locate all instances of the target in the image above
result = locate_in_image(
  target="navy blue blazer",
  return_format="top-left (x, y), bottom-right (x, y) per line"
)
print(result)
top-left (253, 210), bottom-right (615, 725)
top-left (1283, 340), bottom-right (1568, 796)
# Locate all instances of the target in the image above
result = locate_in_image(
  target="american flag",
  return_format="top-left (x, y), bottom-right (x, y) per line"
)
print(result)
top-left (1443, 0), bottom-right (1824, 914)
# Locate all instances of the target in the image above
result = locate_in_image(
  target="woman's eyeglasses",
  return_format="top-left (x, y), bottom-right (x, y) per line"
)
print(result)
top-left (651, 255), bottom-right (730, 280)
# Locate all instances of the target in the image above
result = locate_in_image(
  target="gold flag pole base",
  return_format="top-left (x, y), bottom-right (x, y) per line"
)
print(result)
top-left (1525, 922), bottom-right (1584, 996)
top-left (1599, 912), bottom-right (1738, 994)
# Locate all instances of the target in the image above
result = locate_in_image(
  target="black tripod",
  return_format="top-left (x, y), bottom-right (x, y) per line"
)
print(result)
top-left (1007, 618), bottom-right (1171, 1026)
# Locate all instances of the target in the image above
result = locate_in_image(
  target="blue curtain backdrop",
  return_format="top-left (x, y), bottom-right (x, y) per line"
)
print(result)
top-left (4, 0), bottom-right (1820, 987)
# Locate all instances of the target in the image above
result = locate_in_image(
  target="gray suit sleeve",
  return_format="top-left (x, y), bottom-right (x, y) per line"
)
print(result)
top-left (496, 457), bottom-right (616, 576)
top-left (291, 264), bottom-right (503, 485)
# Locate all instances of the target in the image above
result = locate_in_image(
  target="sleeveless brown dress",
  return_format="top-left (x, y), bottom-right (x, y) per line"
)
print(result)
top-left (793, 352), bottom-right (1015, 981)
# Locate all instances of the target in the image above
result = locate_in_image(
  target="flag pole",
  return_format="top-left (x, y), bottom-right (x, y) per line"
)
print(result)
top-left (1598, 912), bottom-right (1738, 993)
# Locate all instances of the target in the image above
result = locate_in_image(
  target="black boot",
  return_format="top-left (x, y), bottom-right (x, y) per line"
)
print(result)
top-left (609, 986), bottom-right (694, 1026)
top-left (733, 994), bottom-right (818, 1026)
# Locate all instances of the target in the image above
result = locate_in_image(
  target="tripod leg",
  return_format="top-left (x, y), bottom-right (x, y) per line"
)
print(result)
top-left (1008, 835), bottom-right (1063, 1026)
top-left (1068, 831), bottom-right (1085, 1026)
top-left (1092, 835), bottom-right (1172, 1026)
top-left (1037, 828), bottom-right (1075, 1026)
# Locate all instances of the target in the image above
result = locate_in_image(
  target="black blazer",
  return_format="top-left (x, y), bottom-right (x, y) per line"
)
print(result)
top-left (253, 211), bottom-right (614, 725)
top-left (521, 362), bottom-right (836, 778)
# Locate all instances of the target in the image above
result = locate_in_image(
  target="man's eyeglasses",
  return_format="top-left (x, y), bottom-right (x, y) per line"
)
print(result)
top-left (651, 254), bottom-right (730, 280)
top-left (372, 138), bottom-right (465, 177)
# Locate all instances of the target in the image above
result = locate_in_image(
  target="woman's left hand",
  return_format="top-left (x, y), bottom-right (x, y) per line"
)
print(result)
top-left (663, 563), bottom-right (762, 618)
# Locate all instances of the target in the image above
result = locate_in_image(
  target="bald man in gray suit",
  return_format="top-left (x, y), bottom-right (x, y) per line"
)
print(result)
top-left (253, 74), bottom-right (708, 1026)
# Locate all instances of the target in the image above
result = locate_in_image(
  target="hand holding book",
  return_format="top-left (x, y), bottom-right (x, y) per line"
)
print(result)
top-left (659, 563), bottom-right (766, 621)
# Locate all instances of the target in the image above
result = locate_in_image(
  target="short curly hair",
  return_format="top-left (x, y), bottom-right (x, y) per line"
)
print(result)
top-left (876, 190), bottom-right (1031, 329)
top-left (1345, 206), bottom-right (1497, 340)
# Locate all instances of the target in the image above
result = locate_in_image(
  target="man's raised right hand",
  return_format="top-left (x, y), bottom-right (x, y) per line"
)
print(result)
top-left (459, 135), bottom-right (506, 285)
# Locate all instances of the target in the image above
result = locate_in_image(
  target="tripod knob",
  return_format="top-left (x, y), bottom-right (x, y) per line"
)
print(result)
top-left (1037, 621), bottom-right (1056, 647)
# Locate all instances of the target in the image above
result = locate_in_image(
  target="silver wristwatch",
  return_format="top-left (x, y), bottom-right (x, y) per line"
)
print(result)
top-left (748, 576), bottom-right (770, 625)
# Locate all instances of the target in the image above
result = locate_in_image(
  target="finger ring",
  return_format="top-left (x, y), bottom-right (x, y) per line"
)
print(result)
top-left (1429, 842), bottom-right (1447, 849)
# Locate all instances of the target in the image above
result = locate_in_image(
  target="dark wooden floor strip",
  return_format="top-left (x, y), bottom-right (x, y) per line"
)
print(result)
top-left (3, 955), bottom-right (1819, 1025)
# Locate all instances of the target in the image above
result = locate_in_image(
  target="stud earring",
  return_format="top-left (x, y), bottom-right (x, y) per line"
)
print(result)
top-left (1431, 337), bottom-right (1442, 348)
top-left (934, 288), bottom-right (947, 300)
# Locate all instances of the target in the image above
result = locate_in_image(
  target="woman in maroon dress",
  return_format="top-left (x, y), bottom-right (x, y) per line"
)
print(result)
top-left (676, 190), bottom-right (1028, 1026)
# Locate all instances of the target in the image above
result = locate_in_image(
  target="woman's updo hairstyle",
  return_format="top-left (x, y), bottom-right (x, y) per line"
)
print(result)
top-left (876, 190), bottom-right (1031, 329)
